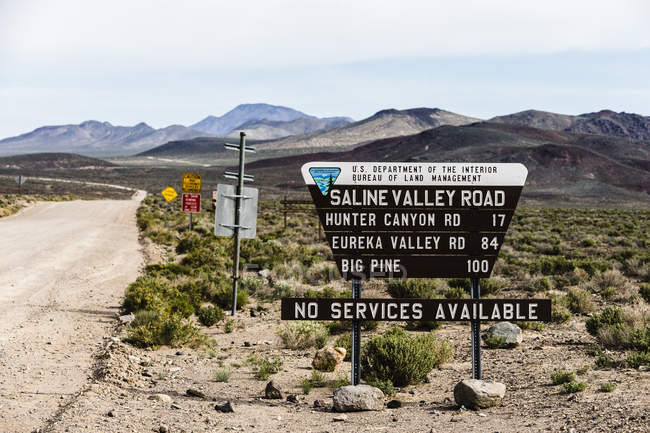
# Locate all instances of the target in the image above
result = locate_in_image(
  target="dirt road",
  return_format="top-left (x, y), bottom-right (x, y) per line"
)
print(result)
top-left (0, 191), bottom-right (145, 432)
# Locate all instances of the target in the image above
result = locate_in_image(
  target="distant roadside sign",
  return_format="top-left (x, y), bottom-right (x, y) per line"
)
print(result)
top-left (182, 173), bottom-right (202, 193)
top-left (161, 186), bottom-right (178, 202)
top-left (182, 193), bottom-right (201, 213)
top-left (214, 184), bottom-right (259, 239)
top-left (302, 162), bottom-right (528, 280)
top-left (14, 175), bottom-right (26, 185)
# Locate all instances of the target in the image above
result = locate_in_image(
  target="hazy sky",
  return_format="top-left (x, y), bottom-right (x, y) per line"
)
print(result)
top-left (1, 0), bottom-right (649, 138)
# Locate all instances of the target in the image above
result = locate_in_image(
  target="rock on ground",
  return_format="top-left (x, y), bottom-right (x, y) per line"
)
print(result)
top-left (333, 385), bottom-right (384, 412)
top-left (485, 322), bottom-right (523, 346)
top-left (148, 394), bottom-right (172, 403)
top-left (265, 380), bottom-right (283, 399)
top-left (312, 347), bottom-right (346, 372)
top-left (454, 379), bottom-right (506, 409)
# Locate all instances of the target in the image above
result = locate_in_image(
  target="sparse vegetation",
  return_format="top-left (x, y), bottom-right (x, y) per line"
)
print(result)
top-left (551, 369), bottom-right (576, 385)
top-left (197, 305), bottom-right (224, 327)
top-left (247, 355), bottom-right (283, 380)
top-left (213, 368), bottom-right (231, 382)
top-left (562, 381), bottom-right (587, 393)
top-left (599, 382), bottom-right (616, 392)
top-left (277, 322), bottom-right (328, 349)
top-left (361, 327), bottom-right (453, 387)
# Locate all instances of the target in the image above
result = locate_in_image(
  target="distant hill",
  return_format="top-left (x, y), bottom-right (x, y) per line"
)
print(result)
top-left (245, 122), bottom-right (650, 204)
top-left (491, 109), bottom-right (650, 141)
top-left (0, 121), bottom-right (209, 156)
top-left (261, 108), bottom-right (481, 152)
top-left (138, 107), bottom-right (479, 164)
top-left (0, 153), bottom-right (115, 170)
top-left (190, 103), bottom-right (315, 135)
top-left (224, 116), bottom-right (353, 140)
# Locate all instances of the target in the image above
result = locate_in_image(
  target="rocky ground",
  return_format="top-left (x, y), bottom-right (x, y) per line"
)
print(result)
top-left (45, 299), bottom-right (648, 433)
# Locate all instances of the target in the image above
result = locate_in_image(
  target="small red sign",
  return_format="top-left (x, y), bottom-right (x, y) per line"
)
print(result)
top-left (182, 193), bottom-right (201, 213)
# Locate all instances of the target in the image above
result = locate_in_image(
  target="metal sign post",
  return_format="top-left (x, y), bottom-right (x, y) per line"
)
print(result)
top-left (351, 279), bottom-right (362, 385)
top-left (470, 278), bottom-right (481, 380)
top-left (231, 132), bottom-right (246, 316)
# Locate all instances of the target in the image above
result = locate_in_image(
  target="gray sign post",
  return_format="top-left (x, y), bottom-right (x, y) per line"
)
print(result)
top-left (219, 134), bottom-right (258, 316)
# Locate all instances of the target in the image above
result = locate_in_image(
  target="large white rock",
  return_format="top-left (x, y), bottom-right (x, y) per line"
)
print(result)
top-left (454, 379), bottom-right (506, 409)
top-left (333, 385), bottom-right (384, 412)
top-left (485, 322), bottom-right (523, 346)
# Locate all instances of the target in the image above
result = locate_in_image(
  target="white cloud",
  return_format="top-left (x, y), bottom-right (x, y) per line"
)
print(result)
top-left (1, 0), bottom-right (649, 69)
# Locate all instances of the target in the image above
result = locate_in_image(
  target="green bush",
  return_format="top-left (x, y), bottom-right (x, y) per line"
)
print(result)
top-left (386, 279), bottom-right (446, 299)
top-left (213, 368), bottom-right (231, 382)
top-left (197, 305), bottom-right (224, 327)
top-left (586, 307), bottom-right (623, 336)
top-left (124, 311), bottom-right (204, 348)
top-left (599, 382), bottom-right (616, 392)
top-left (551, 369), bottom-right (576, 385)
top-left (247, 355), bottom-right (283, 380)
top-left (366, 378), bottom-right (395, 396)
top-left (224, 319), bottom-right (235, 333)
top-left (484, 333), bottom-right (508, 349)
top-left (562, 381), bottom-right (587, 393)
top-left (566, 288), bottom-right (594, 314)
top-left (361, 327), bottom-right (453, 387)
top-left (277, 322), bottom-right (329, 349)
top-left (640, 283), bottom-right (650, 303)
top-left (123, 276), bottom-right (195, 318)
top-left (552, 305), bottom-right (572, 323)
top-left (627, 351), bottom-right (650, 368)
top-left (211, 284), bottom-right (248, 311)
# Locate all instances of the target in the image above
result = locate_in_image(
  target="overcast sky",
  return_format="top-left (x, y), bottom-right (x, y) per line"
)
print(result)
top-left (1, 0), bottom-right (649, 138)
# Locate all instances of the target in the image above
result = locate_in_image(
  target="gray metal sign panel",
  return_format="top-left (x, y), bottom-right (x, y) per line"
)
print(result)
top-left (214, 184), bottom-right (258, 239)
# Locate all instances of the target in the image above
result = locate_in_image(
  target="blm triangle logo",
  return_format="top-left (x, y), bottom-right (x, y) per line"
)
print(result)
top-left (309, 167), bottom-right (341, 196)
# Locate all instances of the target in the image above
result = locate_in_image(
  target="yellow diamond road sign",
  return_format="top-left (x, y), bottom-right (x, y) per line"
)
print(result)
top-left (161, 186), bottom-right (178, 202)
top-left (182, 173), bottom-right (202, 193)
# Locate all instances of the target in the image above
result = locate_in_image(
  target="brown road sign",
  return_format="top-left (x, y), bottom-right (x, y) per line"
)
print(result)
top-left (161, 186), bottom-right (178, 202)
top-left (182, 193), bottom-right (201, 213)
top-left (302, 162), bottom-right (528, 280)
top-left (182, 173), bottom-right (202, 193)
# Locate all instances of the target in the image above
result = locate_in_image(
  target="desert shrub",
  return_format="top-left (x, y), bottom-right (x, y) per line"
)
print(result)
top-left (484, 334), bottom-right (508, 349)
top-left (387, 279), bottom-right (447, 299)
top-left (123, 276), bottom-right (195, 318)
top-left (240, 276), bottom-right (264, 294)
top-left (479, 277), bottom-right (506, 296)
top-left (580, 238), bottom-right (597, 247)
top-left (271, 281), bottom-right (295, 299)
top-left (565, 288), bottom-right (594, 314)
top-left (586, 306), bottom-right (649, 353)
top-left (366, 378), bottom-right (395, 396)
top-left (517, 321), bottom-right (545, 331)
top-left (124, 311), bottom-right (204, 348)
top-left (145, 263), bottom-right (193, 279)
top-left (599, 382), bottom-right (617, 392)
top-left (549, 296), bottom-right (571, 323)
top-left (562, 381), bottom-right (587, 393)
top-left (551, 369), bottom-right (576, 385)
top-left (335, 333), bottom-right (352, 361)
top-left (444, 286), bottom-right (468, 299)
top-left (361, 327), bottom-right (453, 387)
top-left (197, 305), bottom-right (224, 327)
top-left (176, 232), bottom-right (203, 254)
top-left (584, 270), bottom-right (636, 301)
top-left (247, 355), bottom-right (283, 380)
top-left (304, 286), bottom-right (340, 299)
top-left (210, 284), bottom-right (248, 311)
top-left (528, 276), bottom-right (554, 292)
top-left (586, 307), bottom-right (623, 337)
top-left (627, 351), bottom-right (650, 368)
top-left (213, 368), bottom-right (231, 382)
top-left (277, 322), bottom-right (328, 349)
top-left (328, 375), bottom-right (350, 390)
top-left (640, 283), bottom-right (650, 303)
top-left (224, 319), bottom-right (235, 333)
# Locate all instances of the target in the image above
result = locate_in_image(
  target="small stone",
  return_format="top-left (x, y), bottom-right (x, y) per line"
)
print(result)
top-left (333, 385), bottom-right (384, 412)
top-left (286, 394), bottom-right (298, 403)
top-left (484, 322), bottom-right (523, 347)
top-left (119, 314), bottom-right (135, 324)
top-left (392, 417), bottom-right (398, 422)
top-left (387, 400), bottom-right (402, 409)
top-left (250, 310), bottom-right (257, 317)
top-left (175, 351), bottom-right (183, 356)
top-left (159, 425), bottom-right (169, 433)
top-left (313, 399), bottom-right (328, 408)
top-left (171, 403), bottom-right (182, 410)
top-left (312, 347), bottom-right (346, 372)
top-left (478, 413), bottom-right (487, 417)
top-left (186, 388), bottom-right (206, 399)
top-left (149, 394), bottom-right (172, 403)
top-left (265, 381), bottom-right (283, 399)
top-left (244, 342), bottom-right (252, 347)
top-left (332, 415), bottom-right (348, 422)
top-left (215, 401), bottom-right (235, 413)
top-left (107, 410), bottom-right (115, 417)
top-left (453, 379), bottom-right (506, 410)
top-left (409, 389), bottom-right (417, 395)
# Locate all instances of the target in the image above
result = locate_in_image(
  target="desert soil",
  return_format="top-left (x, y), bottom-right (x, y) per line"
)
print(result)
top-left (0, 193), bottom-right (648, 433)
